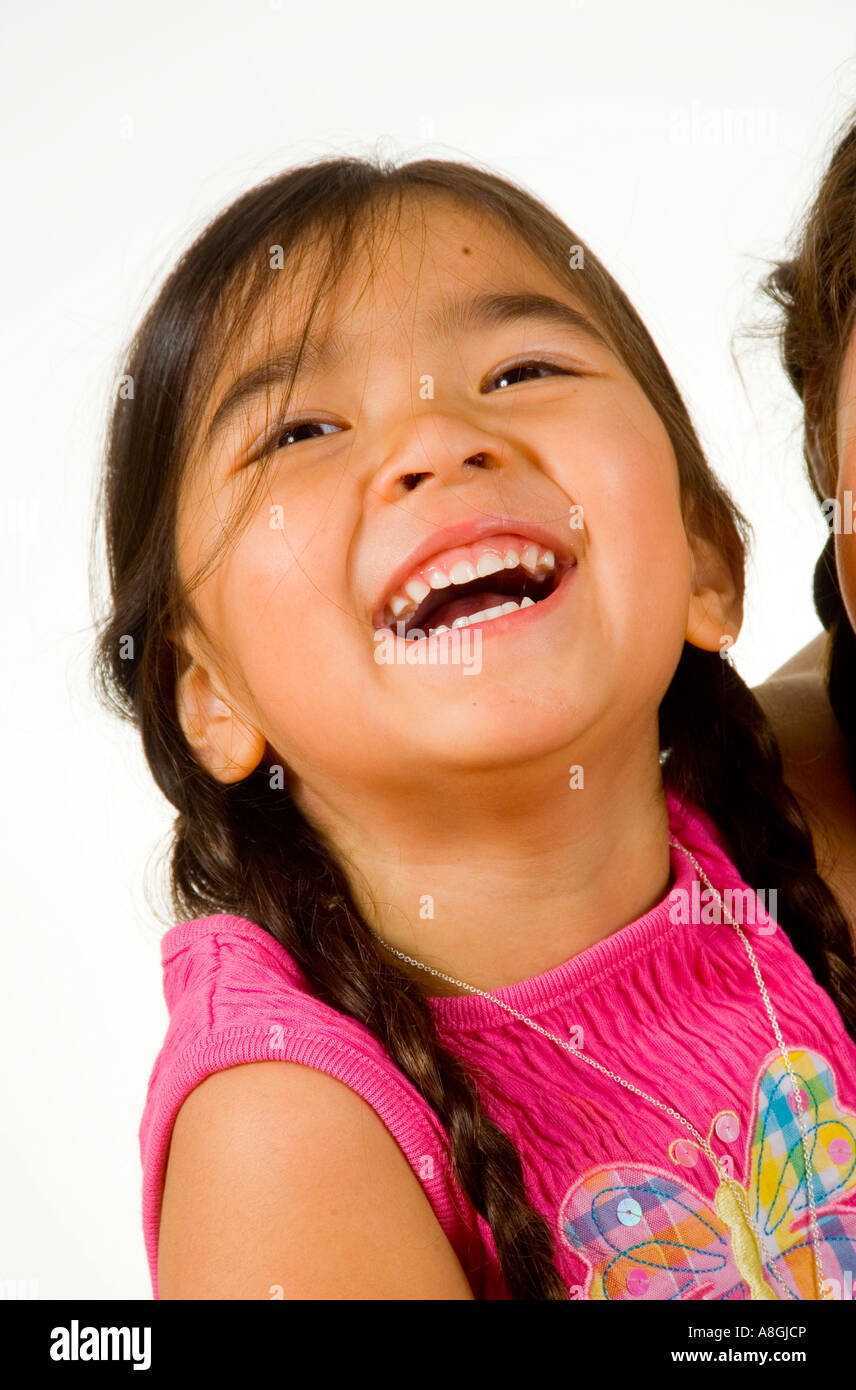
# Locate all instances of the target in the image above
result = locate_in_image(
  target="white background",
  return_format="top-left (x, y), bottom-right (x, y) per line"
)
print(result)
top-left (2, 0), bottom-right (855, 1298)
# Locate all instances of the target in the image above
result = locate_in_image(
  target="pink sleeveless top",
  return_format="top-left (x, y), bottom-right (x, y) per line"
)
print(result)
top-left (140, 792), bottom-right (856, 1300)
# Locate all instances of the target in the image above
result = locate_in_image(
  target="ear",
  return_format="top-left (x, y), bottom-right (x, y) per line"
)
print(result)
top-left (175, 656), bottom-right (266, 784)
top-left (684, 532), bottom-right (743, 658)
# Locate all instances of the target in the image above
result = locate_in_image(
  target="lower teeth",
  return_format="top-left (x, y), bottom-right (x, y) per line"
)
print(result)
top-left (408, 595), bottom-right (536, 640)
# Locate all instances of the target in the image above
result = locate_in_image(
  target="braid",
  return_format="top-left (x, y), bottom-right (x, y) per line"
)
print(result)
top-left (661, 643), bottom-right (856, 1040)
top-left (813, 533), bottom-right (856, 795)
top-left (171, 759), bottom-right (569, 1301)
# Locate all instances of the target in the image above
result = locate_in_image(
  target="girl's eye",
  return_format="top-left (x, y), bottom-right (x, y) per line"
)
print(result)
top-left (260, 419), bottom-right (341, 456)
top-left (484, 359), bottom-right (580, 392)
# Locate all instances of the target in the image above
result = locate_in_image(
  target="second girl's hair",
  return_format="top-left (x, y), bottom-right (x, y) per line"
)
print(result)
top-left (92, 156), bottom-right (856, 1299)
top-left (763, 118), bottom-right (856, 791)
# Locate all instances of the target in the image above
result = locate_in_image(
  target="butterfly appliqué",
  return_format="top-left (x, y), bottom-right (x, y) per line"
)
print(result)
top-left (558, 1048), bottom-right (856, 1300)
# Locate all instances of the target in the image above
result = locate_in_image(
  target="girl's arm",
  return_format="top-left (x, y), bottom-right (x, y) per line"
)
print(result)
top-left (157, 1060), bottom-right (476, 1300)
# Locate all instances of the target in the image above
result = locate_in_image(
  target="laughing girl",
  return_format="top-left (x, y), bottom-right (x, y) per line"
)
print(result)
top-left (93, 157), bottom-right (856, 1301)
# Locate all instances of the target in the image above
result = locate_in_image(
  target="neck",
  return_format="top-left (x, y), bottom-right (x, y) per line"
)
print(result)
top-left (295, 730), bottom-right (673, 999)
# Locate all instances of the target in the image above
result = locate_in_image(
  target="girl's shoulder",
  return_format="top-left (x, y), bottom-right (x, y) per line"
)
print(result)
top-left (140, 913), bottom-right (488, 1298)
top-left (158, 911), bottom-right (339, 1032)
top-left (147, 911), bottom-right (448, 1126)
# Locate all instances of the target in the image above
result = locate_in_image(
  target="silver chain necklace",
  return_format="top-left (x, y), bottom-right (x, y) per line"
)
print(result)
top-left (369, 837), bottom-right (827, 1301)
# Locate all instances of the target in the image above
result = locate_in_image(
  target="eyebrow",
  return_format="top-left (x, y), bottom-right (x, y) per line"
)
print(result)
top-left (204, 290), bottom-right (609, 449)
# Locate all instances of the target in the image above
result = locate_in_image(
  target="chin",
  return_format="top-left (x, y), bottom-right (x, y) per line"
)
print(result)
top-left (409, 696), bottom-right (594, 773)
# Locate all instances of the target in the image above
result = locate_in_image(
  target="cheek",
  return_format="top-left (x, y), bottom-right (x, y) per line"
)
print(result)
top-left (838, 534), bottom-right (856, 630)
top-left (836, 451), bottom-right (856, 630)
top-left (549, 405), bottom-right (691, 617)
top-left (208, 512), bottom-right (350, 708)
top-left (834, 341), bottom-right (856, 627)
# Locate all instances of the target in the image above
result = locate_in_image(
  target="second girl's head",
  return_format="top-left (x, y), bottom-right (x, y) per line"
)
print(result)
top-left (764, 119), bottom-right (856, 786)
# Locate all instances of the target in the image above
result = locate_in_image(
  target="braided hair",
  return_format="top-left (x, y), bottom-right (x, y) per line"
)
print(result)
top-left (92, 155), bottom-right (856, 1300)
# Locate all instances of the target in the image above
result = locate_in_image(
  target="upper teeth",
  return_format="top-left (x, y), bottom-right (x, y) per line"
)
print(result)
top-left (385, 541), bottom-right (557, 625)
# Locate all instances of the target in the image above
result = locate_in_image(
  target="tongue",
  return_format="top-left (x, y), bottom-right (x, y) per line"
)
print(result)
top-left (422, 589), bottom-right (513, 629)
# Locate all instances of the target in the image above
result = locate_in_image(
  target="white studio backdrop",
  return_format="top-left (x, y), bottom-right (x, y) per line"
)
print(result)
top-left (2, 0), bottom-right (854, 1297)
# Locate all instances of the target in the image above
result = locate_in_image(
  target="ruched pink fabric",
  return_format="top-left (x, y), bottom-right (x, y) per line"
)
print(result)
top-left (140, 791), bottom-right (856, 1299)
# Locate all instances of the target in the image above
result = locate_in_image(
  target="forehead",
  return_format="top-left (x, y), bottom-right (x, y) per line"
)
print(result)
top-left (208, 194), bottom-right (578, 394)
top-left (297, 193), bottom-right (553, 315)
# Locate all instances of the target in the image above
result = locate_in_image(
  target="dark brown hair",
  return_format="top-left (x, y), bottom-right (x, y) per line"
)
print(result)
top-left (91, 155), bottom-right (856, 1299)
top-left (763, 116), bottom-right (856, 790)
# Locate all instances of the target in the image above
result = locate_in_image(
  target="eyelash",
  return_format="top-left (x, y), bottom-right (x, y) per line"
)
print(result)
top-left (254, 357), bottom-right (582, 458)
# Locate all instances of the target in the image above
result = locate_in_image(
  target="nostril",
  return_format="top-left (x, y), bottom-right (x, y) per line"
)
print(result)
top-left (402, 472), bottom-right (428, 491)
top-left (464, 452), bottom-right (489, 468)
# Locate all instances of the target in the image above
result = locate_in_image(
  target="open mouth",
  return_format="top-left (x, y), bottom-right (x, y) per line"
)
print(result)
top-left (384, 557), bottom-right (573, 639)
top-left (371, 526), bottom-right (579, 641)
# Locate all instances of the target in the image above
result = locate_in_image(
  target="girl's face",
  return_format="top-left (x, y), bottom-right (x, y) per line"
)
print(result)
top-left (176, 195), bottom-right (701, 804)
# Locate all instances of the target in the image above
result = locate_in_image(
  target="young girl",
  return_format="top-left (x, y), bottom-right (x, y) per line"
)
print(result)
top-left (93, 156), bottom-right (856, 1301)
top-left (756, 117), bottom-right (856, 926)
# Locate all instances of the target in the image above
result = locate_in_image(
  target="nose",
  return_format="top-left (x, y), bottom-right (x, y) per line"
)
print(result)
top-left (370, 413), bottom-right (506, 501)
top-left (401, 450), bottom-right (490, 491)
